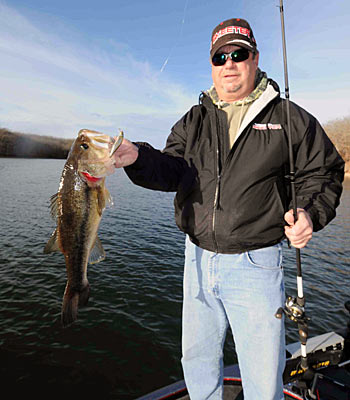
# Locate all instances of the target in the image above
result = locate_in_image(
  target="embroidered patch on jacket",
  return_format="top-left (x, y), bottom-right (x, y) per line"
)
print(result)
top-left (253, 123), bottom-right (282, 130)
top-left (253, 123), bottom-right (267, 130)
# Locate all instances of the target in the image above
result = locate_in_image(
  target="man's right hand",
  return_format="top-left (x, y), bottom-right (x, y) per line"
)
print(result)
top-left (111, 138), bottom-right (139, 168)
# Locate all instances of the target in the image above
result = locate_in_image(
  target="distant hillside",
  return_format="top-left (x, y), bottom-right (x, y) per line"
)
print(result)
top-left (0, 129), bottom-right (73, 159)
top-left (323, 116), bottom-right (350, 176)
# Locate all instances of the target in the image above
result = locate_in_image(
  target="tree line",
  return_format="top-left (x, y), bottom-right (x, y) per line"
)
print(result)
top-left (0, 129), bottom-right (73, 159)
top-left (323, 116), bottom-right (350, 176)
top-left (0, 118), bottom-right (349, 175)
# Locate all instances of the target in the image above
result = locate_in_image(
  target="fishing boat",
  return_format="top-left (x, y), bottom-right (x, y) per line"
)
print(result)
top-left (137, 301), bottom-right (350, 400)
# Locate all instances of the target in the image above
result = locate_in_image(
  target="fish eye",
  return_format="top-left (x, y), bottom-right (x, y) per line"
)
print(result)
top-left (80, 143), bottom-right (89, 150)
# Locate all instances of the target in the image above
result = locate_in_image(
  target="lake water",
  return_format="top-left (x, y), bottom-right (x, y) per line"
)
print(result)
top-left (0, 158), bottom-right (349, 399)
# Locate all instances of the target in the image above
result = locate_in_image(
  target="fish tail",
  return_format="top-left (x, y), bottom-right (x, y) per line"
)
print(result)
top-left (61, 283), bottom-right (90, 328)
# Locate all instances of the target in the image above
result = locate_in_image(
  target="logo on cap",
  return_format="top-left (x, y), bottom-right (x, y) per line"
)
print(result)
top-left (212, 26), bottom-right (251, 47)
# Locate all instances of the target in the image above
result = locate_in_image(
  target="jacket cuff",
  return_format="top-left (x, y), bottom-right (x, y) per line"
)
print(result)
top-left (304, 206), bottom-right (320, 231)
top-left (124, 142), bottom-right (147, 171)
top-left (288, 199), bottom-right (321, 232)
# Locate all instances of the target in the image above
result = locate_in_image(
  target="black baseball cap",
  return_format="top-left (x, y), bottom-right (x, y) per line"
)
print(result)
top-left (210, 18), bottom-right (258, 57)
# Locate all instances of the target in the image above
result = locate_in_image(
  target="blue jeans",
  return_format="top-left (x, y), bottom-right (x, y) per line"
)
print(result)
top-left (181, 236), bottom-right (285, 400)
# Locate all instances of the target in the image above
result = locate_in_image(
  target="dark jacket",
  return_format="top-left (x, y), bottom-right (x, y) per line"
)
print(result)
top-left (125, 80), bottom-right (344, 254)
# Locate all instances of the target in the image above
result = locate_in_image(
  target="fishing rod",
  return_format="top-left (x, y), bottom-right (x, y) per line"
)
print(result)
top-left (275, 0), bottom-right (309, 373)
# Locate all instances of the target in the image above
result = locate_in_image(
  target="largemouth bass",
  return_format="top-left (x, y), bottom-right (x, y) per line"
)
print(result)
top-left (44, 129), bottom-right (123, 327)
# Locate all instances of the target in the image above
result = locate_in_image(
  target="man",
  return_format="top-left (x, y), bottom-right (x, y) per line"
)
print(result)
top-left (112, 18), bottom-right (344, 400)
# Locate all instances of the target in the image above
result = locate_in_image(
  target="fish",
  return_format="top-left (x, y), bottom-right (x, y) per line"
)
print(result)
top-left (44, 129), bottom-right (123, 327)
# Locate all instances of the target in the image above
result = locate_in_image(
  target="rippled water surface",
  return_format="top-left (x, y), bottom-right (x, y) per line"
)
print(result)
top-left (0, 158), bottom-right (349, 399)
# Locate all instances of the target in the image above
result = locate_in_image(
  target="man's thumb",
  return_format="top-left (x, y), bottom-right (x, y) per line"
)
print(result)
top-left (284, 210), bottom-right (295, 226)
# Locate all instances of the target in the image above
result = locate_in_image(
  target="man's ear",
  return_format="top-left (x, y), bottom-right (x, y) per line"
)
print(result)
top-left (254, 51), bottom-right (260, 67)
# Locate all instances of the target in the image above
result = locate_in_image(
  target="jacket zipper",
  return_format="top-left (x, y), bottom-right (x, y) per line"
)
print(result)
top-left (212, 171), bottom-right (220, 253)
top-left (212, 112), bottom-right (222, 253)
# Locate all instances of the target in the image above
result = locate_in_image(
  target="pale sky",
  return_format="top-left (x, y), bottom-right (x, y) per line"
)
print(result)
top-left (1, 0), bottom-right (349, 147)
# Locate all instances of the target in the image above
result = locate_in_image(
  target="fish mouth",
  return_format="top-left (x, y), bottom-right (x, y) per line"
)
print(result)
top-left (80, 171), bottom-right (103, 183)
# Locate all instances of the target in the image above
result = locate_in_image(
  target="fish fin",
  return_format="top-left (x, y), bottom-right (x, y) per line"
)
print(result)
top-left (43, 228), bottom-right (60, 254)
top-left (61, 283), bottom-right (90, 328)
top-left (78, 285), bottom-right (90, 307)
top-left (97, 189), bottom-right (105, 216)
top-left (109, 130), bottom-right (124, 157)
top-left (89, 236), bottom-right (105, 265)
top-left (105, 188), bottom-right (113, 207)
top-left (49, 193), bottom-right (59, 220)
top-left (96, 187), bottom-right (113, 216)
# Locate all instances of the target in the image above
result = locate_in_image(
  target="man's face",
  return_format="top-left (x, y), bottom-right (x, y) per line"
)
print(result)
top-left (211, 44), bottom-right (259, 102)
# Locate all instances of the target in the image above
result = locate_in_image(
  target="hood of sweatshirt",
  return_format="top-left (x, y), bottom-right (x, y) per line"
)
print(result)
top-left (206, 68), bottom-right (268, 108)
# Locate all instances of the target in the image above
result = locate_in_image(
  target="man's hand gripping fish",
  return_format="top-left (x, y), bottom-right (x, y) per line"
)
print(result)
top-left (44, 129), bottom-right (123, 327)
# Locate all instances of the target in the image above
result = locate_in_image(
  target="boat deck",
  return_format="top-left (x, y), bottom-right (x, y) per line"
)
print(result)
top-left (177, 384), bottom-right (243, 399)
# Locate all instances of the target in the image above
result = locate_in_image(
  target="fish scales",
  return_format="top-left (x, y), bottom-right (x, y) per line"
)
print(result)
top-left (59, 170), bottom-right (102, 325)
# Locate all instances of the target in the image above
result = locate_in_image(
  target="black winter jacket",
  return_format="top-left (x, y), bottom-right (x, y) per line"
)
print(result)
top-left (125, 80), bottom-right (344, 254)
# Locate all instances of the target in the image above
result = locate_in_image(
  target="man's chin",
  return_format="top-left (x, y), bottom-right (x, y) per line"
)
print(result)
top-left (223, 83), bottom-right (242, 94)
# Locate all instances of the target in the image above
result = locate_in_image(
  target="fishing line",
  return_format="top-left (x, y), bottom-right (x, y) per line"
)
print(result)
top-left (160, 0), bottom-right (189, 73)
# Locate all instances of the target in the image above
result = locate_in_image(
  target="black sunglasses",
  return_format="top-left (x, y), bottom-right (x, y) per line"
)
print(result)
top-left (212, 48), bottom-right (250, 66)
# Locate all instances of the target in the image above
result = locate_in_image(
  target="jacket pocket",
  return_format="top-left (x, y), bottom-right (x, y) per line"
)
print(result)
top-left (246, 243), bottom-right (282, 269)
